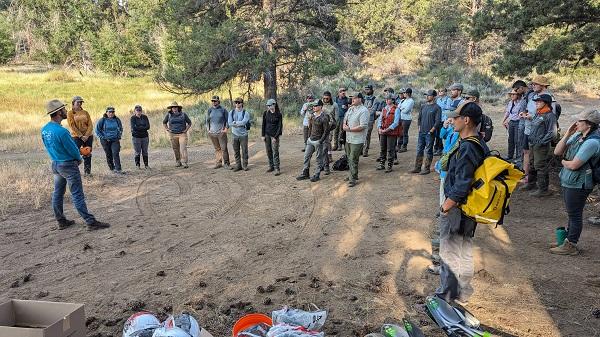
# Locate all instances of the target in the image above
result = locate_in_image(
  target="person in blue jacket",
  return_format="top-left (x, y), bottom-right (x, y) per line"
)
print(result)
top-left (95, 106), bottom-right (124, 173)
top-left (41, 99), bottom-right (110, 230)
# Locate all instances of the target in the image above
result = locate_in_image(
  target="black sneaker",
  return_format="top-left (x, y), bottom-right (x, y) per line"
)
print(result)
top-left (266, 167), bottom-right (275, 173)
top-left (57, 219), bottom-right (75, 230)
top-left (348, 180), bottom-right (357, 187)
top-left (87, 220), bottom-right (110, 230)
top-left (296, 174), bottom-right (309, 181)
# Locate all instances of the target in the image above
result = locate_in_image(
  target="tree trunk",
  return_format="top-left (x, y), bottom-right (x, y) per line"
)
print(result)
top-left (262, 0), bottom-right (277, 100)
top-left (467, 0), bottom-right (482, 64)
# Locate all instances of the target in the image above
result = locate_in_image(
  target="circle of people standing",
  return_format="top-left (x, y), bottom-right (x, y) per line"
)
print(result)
top-left (41, 78), bottom-right (600, 299)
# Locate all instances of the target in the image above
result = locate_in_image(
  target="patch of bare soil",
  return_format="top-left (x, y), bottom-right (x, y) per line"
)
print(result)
top-left (1, 93), bottom-right (599, 337)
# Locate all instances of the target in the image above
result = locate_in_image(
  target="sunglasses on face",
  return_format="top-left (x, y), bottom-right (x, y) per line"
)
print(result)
top-left (235, 101), bottom-right (242, 104)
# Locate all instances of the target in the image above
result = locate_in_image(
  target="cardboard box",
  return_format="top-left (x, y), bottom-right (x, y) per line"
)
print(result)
top-left (0, 300), bottom-right (85, 337)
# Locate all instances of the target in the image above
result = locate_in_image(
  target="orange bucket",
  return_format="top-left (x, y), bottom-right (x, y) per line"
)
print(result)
top-left (232, 313), bottom-right (272, 337)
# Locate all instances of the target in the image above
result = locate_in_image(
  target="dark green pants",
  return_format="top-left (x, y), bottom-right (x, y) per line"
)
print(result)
top-left (345, 142), bottom-right (363, 181)
top-left (530, 143), bottom-right (551, 190)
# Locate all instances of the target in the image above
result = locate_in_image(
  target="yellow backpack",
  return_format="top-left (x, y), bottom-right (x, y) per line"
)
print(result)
top-left (457, 137), bottom-right (524, 225)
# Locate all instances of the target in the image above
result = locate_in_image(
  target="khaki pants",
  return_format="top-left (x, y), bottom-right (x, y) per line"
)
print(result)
top-left (209, 133), bottom-right (230, 166)
top-left (170, 133), bottom-right (188, 164)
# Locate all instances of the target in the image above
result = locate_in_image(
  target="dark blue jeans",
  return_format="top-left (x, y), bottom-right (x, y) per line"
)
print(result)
top-left (397, 120), bottom-right (412, 147)
top-left (416, 131), bottom-right (434, 159)
top-left (52, 161), bottom-right (96, 224)
top-left (562, 187), bottom-right (592, 244)
top-left (507, 120), bottom-right (519, 159)
top-left (100, 139), bottom-right (122, 171)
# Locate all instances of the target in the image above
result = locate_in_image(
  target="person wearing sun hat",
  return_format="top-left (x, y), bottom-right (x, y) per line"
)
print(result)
top-left (67, 96), bottom-right (94, 176)
top-left (522, 93), bottom-right (557, 197)
top-left (163, 101), bottom-right (192, 168)
top-left (41, 99), bottom-right (110, 230)
top-left (343, 91), bottom-right (369, 187)
top-left (207, 95), bottom-right (231, 169)
top-left (551, 109), bottom-right (600, 255)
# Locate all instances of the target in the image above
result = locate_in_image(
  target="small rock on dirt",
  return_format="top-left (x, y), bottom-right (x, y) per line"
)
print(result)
top-left (36, 291), bottom-right (49, 298)
top-left (349, 295), bottom-right (358, 302)
top-left (156, 271), bottom-right (166, 277)
top-left (256, 286), bottom-right (265, 293)
top-left (10, 280), bottom-right (19, 288)
top-left (263, 297), bottom-right (272, 305)
top-left (284, 288), bottom-right (296, 296)
top-left (83, 243), bottom-right (92, 251)
top-left (22, 273), bottom-right (32, 283)
top-left (265, 285), bottom-right (275, 293)
top-left (198, 281), bottom-right (207, 288)
top-left (126, 300), bottom-right (146, 312)
top-left (592, 308), bottom-right (600, 319)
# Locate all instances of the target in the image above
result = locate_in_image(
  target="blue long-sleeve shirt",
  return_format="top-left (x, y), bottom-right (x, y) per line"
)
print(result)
top-left (436, 126), bottom-right (459, 178)
top-left (377, 104), bottom-right (401, 130)
top-left (41, 121), bottom-right (82, 162)
top-left (228, 109), bottom-right (250, 137)
top-left (436, 96), bottom-right (453, 121)
top-left (95, 116), bottom-right (123, 141)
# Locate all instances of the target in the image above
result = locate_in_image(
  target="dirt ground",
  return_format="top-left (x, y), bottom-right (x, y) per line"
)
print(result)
top-left (1, 93), bottom-right (599, 337)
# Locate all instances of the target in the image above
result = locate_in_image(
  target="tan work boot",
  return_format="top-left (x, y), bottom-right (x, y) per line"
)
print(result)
top-left (410, 156), bottom-right (423, 174)
top-left (550, 239), bottom-right (579, 255)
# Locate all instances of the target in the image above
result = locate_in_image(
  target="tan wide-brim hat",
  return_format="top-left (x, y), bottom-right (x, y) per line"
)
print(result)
top-left (45, 99), bottom-right (66, 115)
top-left (531, 75), bottom-right (550, 86)
top-left (576, 109), bottom-right (600, 125)
top-left (167, 101), bottom-right (182, 109)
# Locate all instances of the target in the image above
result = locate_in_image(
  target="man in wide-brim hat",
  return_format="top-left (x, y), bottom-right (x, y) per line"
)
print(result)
top-left (41, 99), bottom-right (110, 230)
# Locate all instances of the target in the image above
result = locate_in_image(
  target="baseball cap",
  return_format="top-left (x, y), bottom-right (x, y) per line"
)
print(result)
top-left (405, 88), bottom-right (412, 95)
top-left (464, 90), bottom-right (480, 100)
top-left (446, 102), bottom-right (482, 119)
top-left (384, 93), bottom-right (396, 100)
top-left (384, 87), bottom-right (395, 93)
top-left (449, 83), bottom-right (464, 91)
top-left (106, 106), bottom-right (115, 113)
top-left (424, 89), bottom-right (437, 97)
top-left (364, 84), bottom-right (374, 90)
top-left (134, 105), bottom-right (143, 111)
top-left (532, 94), bottom-right (553, 105)
top-left (266, 98), bottom-right (277, 106)
top-left (211, 95), bottom-right (220, 101)
top-left (398, 88), bottom-right (407, 94)
top-left (308, 99), bottom-right (324, 107)
top-left (348, 91), bottom-right (363, 99)
top-left (234, 97), bottom-right (244, 103)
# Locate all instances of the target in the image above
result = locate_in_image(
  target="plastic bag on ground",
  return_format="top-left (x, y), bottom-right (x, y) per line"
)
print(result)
top-left (152, 326), bottom-right (192, 337)
top-left (271, 307), bottom-right (327, 330)
top-left (237, 323), bottom-right (271, 337)
top-left (164, 314), bottom-right (201, 337)
top-left (266, 323), bottom-right (325, 337)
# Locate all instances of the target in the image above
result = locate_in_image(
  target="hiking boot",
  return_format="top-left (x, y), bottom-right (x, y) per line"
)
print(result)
top-left (530, 189), bottom-right (552, 197)
top-left (348, 180), bottom-right (357, 187)
top-left (233, 166), bottom-right (242, 172)
top-left (176, 161), bottom-right (182, 167)
top-left (393, 159), bottom-right (399, 165)
top-left (427, 264), bottom-right (440, 275)
top-left (310, 175), bottom-right (320, 182)
top-left (266, 167), bottom-right (275, 173)
top-left (296, 169), bottom-right (310, 180)
top-left (420, 158), bottom-right (432, 175)
top-left (87, 220), bottom-right (110, 230)
top-left (224, 164), bottom-right (232, 170)
top-left (182, 164), bottom-right (189, 169)
top-left (136, 164), bottom-right (141, 170)
top-left (376, 162), bottom-right (385, 170)
top-left (243, 166), bottom-right (249, 171)
top-left (550, 239), bottom-right (579, 255)
top-left (57, 219), bottom-right (75, 230)
top-left (410, 157), bottom-right (423, 174)
top-left (324, 167), bottom-right (331, 175)
top-left (385, 163), bottom-right (393, 173)
top-left (398, 146), bottom-right (407, 153)
top-left (274, 168), bottom-right (281, 176)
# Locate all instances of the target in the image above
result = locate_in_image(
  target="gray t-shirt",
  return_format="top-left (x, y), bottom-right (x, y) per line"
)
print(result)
top-left (207, 106), bottom-right (229, 134)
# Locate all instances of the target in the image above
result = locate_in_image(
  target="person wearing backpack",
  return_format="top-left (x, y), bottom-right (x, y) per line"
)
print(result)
top-left (321, 91), bottom-right (338, 174)
top-left (296, 99), bottom-right (330, 182)
top-left (228, 97), bottom-right (251, 172)
top-left (95, 106), bottom-right (124, 174)
top-left (522, 94), bottom-right (557, 197)
top-left (464, 90), bottom-right (493, 143)
top-left (262, 99), bottom-right (283, 176)
top-left (362, 84), bottom-right (380, 157)
top-left (130, 105), bottom-right (150, 169)
top-left (437, 102), bottom-right (489, 305)
top-left (550, 109), bottom-right (600, 255)
top-left (376, 93), bottom-right (401, 173)
top-left (163, 102), bottom-right (192, 168)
